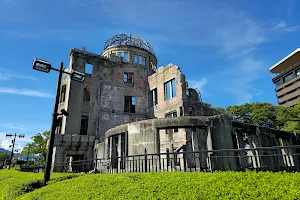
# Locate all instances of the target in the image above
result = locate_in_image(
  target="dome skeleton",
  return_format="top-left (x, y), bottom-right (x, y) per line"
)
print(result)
top-left (104, 34), bottom-right (155, 56)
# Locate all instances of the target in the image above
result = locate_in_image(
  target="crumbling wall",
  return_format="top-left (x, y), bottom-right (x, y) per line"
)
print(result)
top-left (210, 116), bottom-right (238, 171)
top-left (92, 58), bottom-right (153, 142)
top-left (148, 64), bottom-right (187, 156)
top-left (186, 88), bottom-right (218, 116)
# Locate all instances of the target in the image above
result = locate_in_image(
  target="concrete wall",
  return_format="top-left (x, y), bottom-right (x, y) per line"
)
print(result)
top-left (53, 46), bottom-right (156, 165)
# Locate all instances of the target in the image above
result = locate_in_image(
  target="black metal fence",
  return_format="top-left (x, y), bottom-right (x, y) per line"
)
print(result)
top-left (52, 145), bottom-right (300, 174)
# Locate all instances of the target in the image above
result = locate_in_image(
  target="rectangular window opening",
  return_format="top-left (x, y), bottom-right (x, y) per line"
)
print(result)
top-left (164, 79), bottom-right (176, 100)
top-left (134, 55), bottom-right (139, 64)
top-left (142, 56), bottom-right (146, 65)
top-left (123, 52), bottom-right (128, 62)
top-left (124, 96), bottom-right (136, 113)
top-left (85, 63), bottom-right (93, 74)
top-left (117, 52), bottom-right (122, 57)
top-left (151, 88), bottom-right (158, 105)
top-left (60, 85), bottom-right (66, 103)
top-left (80, 116), bottom-right (89, 135)
top-left (166, 111), bottom-right (178, 133)
top-left (296, 69), bottom-right (300, 76)
top-left (275, 81), bottom-right (281, 87)
top-left (124, 72), bottom-right (134, 83)
top-left (55, 117), bottom-right (63, 134)
top-left (139, 55), bottom-right (143, 64)
top-left (283, 73), bottom-right (294, 83)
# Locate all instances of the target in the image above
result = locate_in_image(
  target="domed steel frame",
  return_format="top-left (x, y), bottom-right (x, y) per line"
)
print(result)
top-left (104, 34), bottom-right (155, 56)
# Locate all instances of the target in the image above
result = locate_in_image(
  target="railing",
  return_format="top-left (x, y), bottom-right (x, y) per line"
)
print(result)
top-left (20, 165), bottom-right (45, 172)
top-left (52, 146), bottom-right (300, 173)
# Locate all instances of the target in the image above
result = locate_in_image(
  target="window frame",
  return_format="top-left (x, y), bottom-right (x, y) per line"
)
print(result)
top-left (124, 96), bottom-right (136, 113)
top-left (151, 88), bottom-right (158, 105)
top-left (164, 79), bottom-right (177, 100)
top-left (123, 52), bottom-right (128, 62)
top-left (283, 73), bottom-right (294, 83)
top-left (60, 85), bottom-right (66, 103)
top-left (80, 115), bottom-right (89, 135)
top-left (134, 55), bottom-right (139, 64)
top-left (296, 68), bottom-right (300, 76)
top-left (124, 72), bottom-right (134, 83)
top-left (165, 111), bottom-right (178, 133)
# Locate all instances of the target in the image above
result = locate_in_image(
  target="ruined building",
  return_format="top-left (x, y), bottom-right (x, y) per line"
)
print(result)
top-left (53, 34), bottom-right (299, 172)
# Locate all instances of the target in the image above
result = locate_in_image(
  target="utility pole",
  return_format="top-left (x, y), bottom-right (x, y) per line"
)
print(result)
top-left (6, 133), bottom-right (25, 170)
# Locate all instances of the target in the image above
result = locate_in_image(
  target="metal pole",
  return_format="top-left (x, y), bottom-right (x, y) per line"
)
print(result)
top-left (43, 62), bottom-right (63, 186)
top-left (26, 145), bottom-right (31, 166)
top-left (8, 133), bottom-right (16, 170)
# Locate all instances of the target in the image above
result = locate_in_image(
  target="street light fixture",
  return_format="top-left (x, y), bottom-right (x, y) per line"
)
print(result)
top-left (32, 58), bottom-right (52, 73)
top-left (70, 70), bottom-right (86, 83)
top-left (32, 58), bottom-right (85, 186)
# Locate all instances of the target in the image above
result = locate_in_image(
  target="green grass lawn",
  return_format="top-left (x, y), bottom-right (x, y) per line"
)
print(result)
top-left (1, 169), bottom-right (300, 200)
top-left (0, 169), bottom-right (78, 200)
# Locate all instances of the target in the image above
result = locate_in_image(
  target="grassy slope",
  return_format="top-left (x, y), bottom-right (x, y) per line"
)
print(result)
top-left (0, 169), bottom-right (77, 200)
top-left (18, 171), bottom-right (300, 200)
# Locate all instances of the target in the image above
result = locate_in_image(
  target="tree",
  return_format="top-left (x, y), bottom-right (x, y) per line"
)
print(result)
top-left (0, 152), bottom-right (10, 167)
top-left (226, 102), bottom-right (299, 129)
top-left (199, 102), bottom-right (212, 108)
top-left (281, 101), bottom-right (300, 133)
top-left (21, 131), bottom-right (50, 163)
top-left (205, 100), bottom-right (300, 133)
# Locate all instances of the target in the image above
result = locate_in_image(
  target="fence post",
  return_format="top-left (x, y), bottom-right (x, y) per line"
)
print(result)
top-left (166, 148), bottom-right (170, 171)
top-left (144, 148), bottom-right (147, 172)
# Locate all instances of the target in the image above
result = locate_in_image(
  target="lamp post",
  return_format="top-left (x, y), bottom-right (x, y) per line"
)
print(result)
top-left (6, 133), bottom-right (25, 170)
top-left (32, 58), bottom-right (85, 186)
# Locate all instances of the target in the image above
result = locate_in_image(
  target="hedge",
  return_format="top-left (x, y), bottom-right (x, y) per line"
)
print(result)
top-left (19, 171), bottom-right (300, 200)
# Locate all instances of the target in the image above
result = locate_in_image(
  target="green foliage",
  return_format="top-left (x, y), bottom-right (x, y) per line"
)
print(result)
top-left (207, 100), bottom-right (300, 133)
top-left (214, 107), bottom-right (228, 115)
top-left (0, 152), bottom-right (9, 165)
top-left (21, 131), bottom-right (50, 164)
top-left (199, 102), bottom-right (212, 108)
top-left (0, 169), bottom-right (78, 200)
top-left (18, 171), bottom-right (300, 200)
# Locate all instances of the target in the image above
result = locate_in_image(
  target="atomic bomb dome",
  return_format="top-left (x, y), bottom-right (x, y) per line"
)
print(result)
top-left (103, 34), bottom-right (155, 55)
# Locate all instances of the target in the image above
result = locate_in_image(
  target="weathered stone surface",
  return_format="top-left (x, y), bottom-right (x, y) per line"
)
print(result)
top-left (51, 35), bottom-right (299, 172)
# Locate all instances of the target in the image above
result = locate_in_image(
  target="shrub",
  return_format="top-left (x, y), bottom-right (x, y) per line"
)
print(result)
top-left (20, 171), bottom-right (300, 200)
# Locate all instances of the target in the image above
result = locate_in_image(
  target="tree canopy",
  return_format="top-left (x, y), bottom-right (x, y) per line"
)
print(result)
top-left (0, 152), bottom-right (9, 163)
top-left (21, 131), bottom-right (50, 163)
top-left (208, 101), bottom-right (300, 133)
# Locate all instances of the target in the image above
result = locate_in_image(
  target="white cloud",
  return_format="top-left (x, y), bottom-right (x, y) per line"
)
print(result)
top-left (0, 123), bottom-right (27, 130)
top-left (0, 87), bottom-right (54, 98)
top-left (0, 70), bottom-right (38, 81)
top-left (272, 21), bottom-right (300, 32)
top-left (0, 133), bottom-right (33, 151)
top-left (188, 78), bottom-right (207, 92)
top-left (221, 56), bottom-right (265, 104)
top-left (0, 140), bottom-right (24, 152)
top-left (187, 78), bottom-right (210, 101)
top-left (1, 140), bottom-right (11, 150)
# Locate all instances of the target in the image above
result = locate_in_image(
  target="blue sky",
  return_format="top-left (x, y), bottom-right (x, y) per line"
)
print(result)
top-left (0, 0), bottom-right (299, 150)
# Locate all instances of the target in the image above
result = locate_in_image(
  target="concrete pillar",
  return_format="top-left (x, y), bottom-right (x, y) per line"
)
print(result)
top-left (52, 146), bottom-right (66, 172)
top-left (117, 134), bottom-right (122, 172)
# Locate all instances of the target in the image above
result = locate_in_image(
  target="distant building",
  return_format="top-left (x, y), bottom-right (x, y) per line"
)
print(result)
top-left (270, 48), bottom-right (300, 107)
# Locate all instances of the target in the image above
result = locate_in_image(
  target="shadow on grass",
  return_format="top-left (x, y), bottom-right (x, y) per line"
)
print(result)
top-left (5, 175), bottom-right (78, 199)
